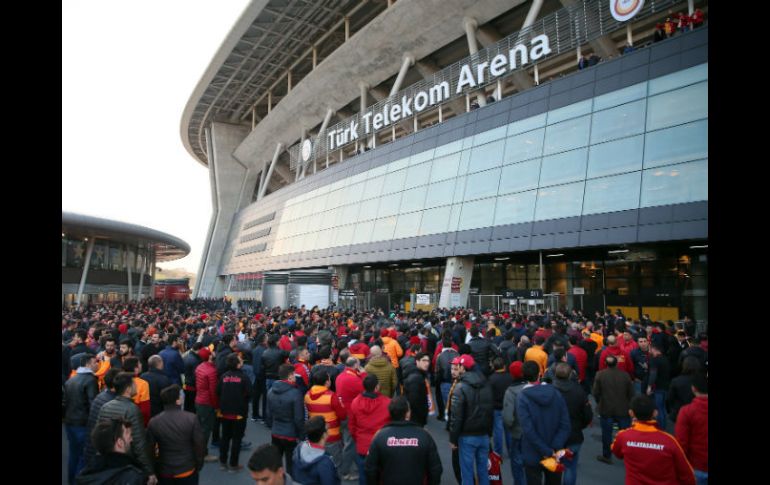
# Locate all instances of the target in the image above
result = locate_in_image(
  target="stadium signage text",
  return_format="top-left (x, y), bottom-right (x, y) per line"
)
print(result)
top-left (327, 34), bottom-right (552, 150)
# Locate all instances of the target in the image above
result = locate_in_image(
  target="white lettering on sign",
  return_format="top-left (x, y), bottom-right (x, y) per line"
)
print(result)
top-left (627, 441), bottom-right (664, 450)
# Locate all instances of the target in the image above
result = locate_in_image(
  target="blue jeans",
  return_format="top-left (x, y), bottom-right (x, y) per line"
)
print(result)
top-left (562, 443), bottom-right (581, 485)
top-left (492, 410), bottom-right (512, 456)
top-left (509, 437), bottom-right (526, 485)
top-left (440, 382), bottom-right (452, 411)
top-left (265, 378), bottom-right (276, 423)
top-left (66, 425), bottom-right (88, 485)
top-left (694, 469), bottom-right (708, 485)
top-left (600, 415), bottom-right (631, 458)
top-left (356, 454), bottom-right (366, 485)
top-left (459, 435), bottom-right (489, 485)
top-left (654, 390), bottom-right (667, 430)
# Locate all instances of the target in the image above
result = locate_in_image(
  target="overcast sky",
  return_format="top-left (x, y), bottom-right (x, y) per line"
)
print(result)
top-left (63, 0), bottom-right (250, 273)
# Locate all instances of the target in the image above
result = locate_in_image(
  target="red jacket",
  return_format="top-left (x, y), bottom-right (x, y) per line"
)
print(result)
top-left (567, 345), bottom-right (588, 382)
top-left (349, 342), bottom-right (370, 361)
top-left (278, 335), bottom-right (293, 352)
top-left (348, 391), bottom-right (391, 455)
top-left (305, 385), bottom-right (347, 443)
top-left (612, 420), bottom-right (695, 485)
top-left (675, 396), bottom-right (708, 472)
top-left (194, 361), bottom-right (219, 408)
top-left (335, 368), bottom-right (366, 410)
top-left (598, 345), bottom-right (635, 378)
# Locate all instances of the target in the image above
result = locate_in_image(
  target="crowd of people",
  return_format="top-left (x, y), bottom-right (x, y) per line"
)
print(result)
top-left (63, 299), bottom-right (708, 484)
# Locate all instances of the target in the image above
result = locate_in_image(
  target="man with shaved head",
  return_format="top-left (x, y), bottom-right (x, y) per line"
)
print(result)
top-left (364, 346), bottom-right (396, 398)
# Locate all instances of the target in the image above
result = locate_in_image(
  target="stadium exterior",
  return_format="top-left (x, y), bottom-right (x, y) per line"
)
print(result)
top-left (62, 212), bottom-right (190, 306)
top-left (183, 0), bottom-right (708, 323)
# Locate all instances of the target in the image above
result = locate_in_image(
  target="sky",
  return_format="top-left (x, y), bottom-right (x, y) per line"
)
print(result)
top-left (62, 0), bottom-right (251, 273)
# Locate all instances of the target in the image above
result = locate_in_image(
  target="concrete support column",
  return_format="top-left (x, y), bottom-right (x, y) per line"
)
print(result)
top-left (268, 91), bottom-right (272, 113)
top-left (312, 47), bottom-right (317, 69)
top-left (439, 257), bottom-right (474, 309)
top-left (150, 253), bottom-right (157, 300)
top-left (195, 121), bottom-right (251, 299)
top-left (539, 251), bottom-right (544, 290)
top-left (76, 238), bottom-right (95, 306)
top-left (137, 248), bottom-right (146, 300)
top-left (344, 16), bottom-right (350, 41)
top-left (626, 24), bottom-right (633, 46)
top-left (125, 245), bottom-right (133, 302)
top-left (287, 70), bottom-right (292, 92)
top-left (688, 0), bottom-right (694, 15)
top-left (260, 143), bottom-right (284, 199)
top-left (463, 18), bottom-right (486, 107)
top-left (389, 54), bottom-right (415, 97)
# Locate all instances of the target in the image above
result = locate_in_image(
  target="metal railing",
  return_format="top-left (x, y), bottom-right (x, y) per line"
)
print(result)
top-left (289, 0), bottom-right (684, 172)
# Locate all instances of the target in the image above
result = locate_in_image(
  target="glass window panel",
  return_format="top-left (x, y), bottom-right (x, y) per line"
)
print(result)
top-left (387, 157), bottom-right (409, 173)
top-left (543, 115), bottom-right (591, 155)
top-left (593, 81), bottom-right (647, 111)
top-left (362, 175), bottom-right (386, 199)
top-left (348, 172), bottom-right (367, 185)
top-left (419, 205), bottom-right (452, 235)
top-left (383, 168), bottom-right (407, 190)
top-left (377, 192), bottom-right (402, 218)
top-left (429, 152), bottom-right (461, 183)
top-left (547, 99), bottom-right (592, 124)
top-left (409, 148), bottom-right (435, 166)
top-left (326, 189), bottom-right (343, 209)
top-left (306, 215), bottom-right (322, 233)
top-left (333, 224), bottom-right (356, 247)
top-left (590, 99), bottom-right (646, 144)
top-left (319, 208), bottom-right (338, 230)
top-left (534, 182), bottom-right (585, 220)
top-left (400, 185), bottom-right (428, 213)
top-left (459, 197), bottom-right (496, 230)
top-left (310, 193), bottom-right (329, 214)
top-left (583, 172), bottom-right (642, 215)
top-left (357, 197), bottom-right (380, 222)
top-left (339, 203), bottom-right (360, 225)
top-left (503, 128), bottom-right (545, 164)
top-left (499, 159), bottom-right (541, 195)
top-left (461, 135), bottom-right (475, 150)
top-left (648, 63), bottom-right (708, 96)
top-left (507, 112), bottom-right (547, 136)
top-left (646, 82), bottom-right (708, 131)
top-left (424, 178), bottom-right (457, 209)
top-left (404, 161), bottom-right (432, 189)
top-left (345, 182), bottom-right (365, 203)
top-left (315, 228), bottom-right (333, 250)
top-left (434, 139), bottom-right (463, 158)
top-left (540, 148), bottom-right (588, 187)
top-left (352, 220), bottom-right (375, 245)
top-left (458, 149), bottom-right (472, 175)
top-left (588, 135), bottom-right (644, 178)
top-left (464, 168), bottom-right (502, 201)
top-left (372, 216), bottom-right (397, 241)
top-left (494, 190), bottom-right (537, 225)
top-left (448, 204), bottom-right (462, 232)
top-left (473, 125), bottom-right (507, 146)
top-left (644, 120), bottom-right (708, 168)
top-left (395, 212), bottom-right (423, 238)
top-left (640, 159), bottom-right (708, 207)
top-left (453, 176), bottom-right (468, 204)
top-left (468, 139), bottom-right (505, 174)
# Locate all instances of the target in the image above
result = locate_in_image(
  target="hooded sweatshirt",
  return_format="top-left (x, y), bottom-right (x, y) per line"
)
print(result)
top-left (304, 385), bottom-right (347, 443)
top-left (517, 383), bottom-right (571, 465)
top-left (291, 441), bottom-right (340, 485)
top-left (348, 391), bottom-right (391, 454)
top-left (675, 396), bottom-right (708, 472)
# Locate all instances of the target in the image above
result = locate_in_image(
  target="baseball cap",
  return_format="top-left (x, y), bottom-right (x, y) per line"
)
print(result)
top-left (450, 354), bottom-right (475, 370)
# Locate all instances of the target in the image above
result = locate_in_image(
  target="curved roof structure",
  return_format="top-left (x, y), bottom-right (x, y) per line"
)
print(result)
top-left (181, 0), bottom-right (379, 167)
top-left (61, 212), bottom-right (190, 262)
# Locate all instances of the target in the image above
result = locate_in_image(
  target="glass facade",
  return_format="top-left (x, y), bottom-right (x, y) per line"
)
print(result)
top-left (271, 63), bottom-right (708, 257)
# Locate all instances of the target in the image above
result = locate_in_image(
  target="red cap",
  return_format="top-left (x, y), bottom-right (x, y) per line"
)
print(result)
top-left (198, 348), bottom-right (212, 361)
top-left (380, 329), bottom-right (390, 337)
top-left (451, 354), bottom-right (475, 370)
top-left (118, 323), bottom-right (128, 334)
top-left (509, 361), bottom-right (523, 380)
top-left (389, 329), bottom-right (398, 339)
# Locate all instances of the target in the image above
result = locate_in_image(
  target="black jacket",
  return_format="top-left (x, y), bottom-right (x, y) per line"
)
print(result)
top-left (262, 347), bottom-right (289, 379)
top-left (266, 380), bottom-right (305, 440)
top-left (467, 337), bottom-right (498, 375)
top-left (488, 371), bottom-right (514, 410)
top-left (64, 370), bottom-right (99, 426)
top-left (552, 378), bottom-right (593, 445)
top-left (435, 348), bottom-right (459, 383)
top-left (666, 374), bottom-right (695, 422)
top-left (83, 389), bottom-right (117, 466)
top-left (76, 452), bottom-right (146, 485)
top-left (140, 368), bottom-right (172, 417)
top-left (147, 405), bottom-right (206, 476)
top-left (448, 370), bottom-right (494, 444)
top-left (403, 369), bottom-right (429, 426)
top-left (364, 421), bottom-right (442, 485)
top-left (182, 351), bottom-right (202, 390)
top-left (217, 368), bottom-right (252, 417)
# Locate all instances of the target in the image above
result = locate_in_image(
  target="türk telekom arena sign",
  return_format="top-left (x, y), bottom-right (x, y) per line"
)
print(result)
top-left (324, 34), bottom-right (553, 151)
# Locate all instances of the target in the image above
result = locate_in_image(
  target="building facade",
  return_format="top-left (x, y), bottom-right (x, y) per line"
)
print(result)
top-left (182, 0), bottom-right (707, 323)
top-left (62, 212), bottom-right (190, 306)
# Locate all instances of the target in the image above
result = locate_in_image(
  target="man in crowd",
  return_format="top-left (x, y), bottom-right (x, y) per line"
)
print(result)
top-left (305, 369), bottom-right (347, 471)
top-left (292, 416), bottom-right (340, 485)
top-left (193, 347), bottom-right (219, 462)
top-left (502, 361), bottom-right (528, 485)
top-left (159, 334), bottom-right (185, 386)
top-left (552, 362), bottom-right (593, 485)
top-left (365, 396), bottom-right (442, 485)
top-left (147, 384), bottom-right (206, 484)
top-left (675, 373), bottom-right (708, 485)
top-left (648, 342), bottom-right (672, 430)
top-left (217, 353), bottom-right (252, 473)
top-left (593, 355), bottom-right (634, 464)
top-left (335, 356), bottom-right (366, 481)
top-left (267, 364), bottom-right (306, 476)
top-left (248, 444), bottom-right (293, 485)
top-left (349, 374), bottom-right (391, 485)
top-left (76, 418), bottom-right (148, 485)
top-left (83, 368), bottom-right (120, 468)
top-left (142, 355), bottom-right (172, 418)
top-left (65, 353), bottom-right (100, 485)
top-left (403, 351), bottom-right (432, 427)
top-left (364, 345), bottom-right (397, 398)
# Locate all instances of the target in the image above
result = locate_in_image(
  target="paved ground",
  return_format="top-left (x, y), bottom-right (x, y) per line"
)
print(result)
top-left (63, 392), bottom-right (633, 484)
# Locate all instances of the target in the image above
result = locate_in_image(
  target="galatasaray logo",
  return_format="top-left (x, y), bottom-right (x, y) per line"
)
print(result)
top-left (610, 0), bottom-right (644, 22)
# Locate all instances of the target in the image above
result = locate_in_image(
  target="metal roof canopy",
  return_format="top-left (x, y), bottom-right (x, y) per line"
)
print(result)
top-left (61, 212), bottom-right (191, 262)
